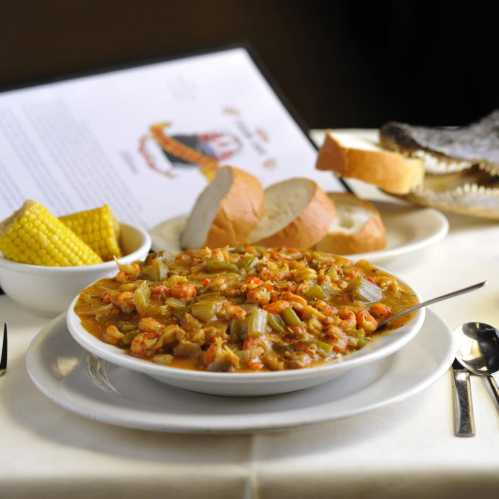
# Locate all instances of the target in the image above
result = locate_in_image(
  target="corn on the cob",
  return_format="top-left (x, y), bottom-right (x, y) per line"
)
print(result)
top-left (0, 200), bottom-right (102, 266)
top-left (60, 204), bottom-right (121, 261)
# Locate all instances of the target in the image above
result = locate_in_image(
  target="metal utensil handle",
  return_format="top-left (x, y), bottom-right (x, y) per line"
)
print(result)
top-left (486, 375), bottom-right (499, 412)
top-left (378, 281), bottom-right (486, 327)
top-left (451, 369), bottom-right (476, 437)
top-left (0, 323), bottom-right (7, 377)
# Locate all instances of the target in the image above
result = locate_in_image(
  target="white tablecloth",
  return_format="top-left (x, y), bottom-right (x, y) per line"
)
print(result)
top-left (1, 182), bottom-right (499, 499)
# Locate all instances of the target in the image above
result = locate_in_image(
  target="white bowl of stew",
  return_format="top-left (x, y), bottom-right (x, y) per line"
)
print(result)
top-left (66, 247), bottom-right (425, 396)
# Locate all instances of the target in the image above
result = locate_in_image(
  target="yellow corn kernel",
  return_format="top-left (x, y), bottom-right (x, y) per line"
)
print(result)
top-left (60, 204), bottom-right (121, 261)
top-left (0, 200), bottom-right (102, 266)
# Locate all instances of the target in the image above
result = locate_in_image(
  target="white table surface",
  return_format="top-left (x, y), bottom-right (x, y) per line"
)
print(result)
top-left (2, 141), bottom-right (499, 499)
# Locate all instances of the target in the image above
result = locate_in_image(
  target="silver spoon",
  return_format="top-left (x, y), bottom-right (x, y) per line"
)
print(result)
top-left (457, 322), bottom-right (499, 411)
top-left (377, 281), bottom-right (487, 328)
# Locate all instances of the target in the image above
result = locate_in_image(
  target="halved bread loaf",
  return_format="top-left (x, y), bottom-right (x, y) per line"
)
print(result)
top-left (315, 193), bottom-right (386, 254)
top-left (316, 131), bottom-right (425, 194)
top-left (181, 166), bottom-right (264, 248)
top-left (248, 178), bottom-right (336, 248)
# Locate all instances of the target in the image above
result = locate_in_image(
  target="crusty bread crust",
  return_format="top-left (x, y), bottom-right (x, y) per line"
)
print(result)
top-left (204, 167), bottom-right (264, 247)
top-left (316, 131), bottom-right (424, 194)
top-left (256, 182), bottom-right (336, 248)
top-left (315, 193), bottom-right (386, 254)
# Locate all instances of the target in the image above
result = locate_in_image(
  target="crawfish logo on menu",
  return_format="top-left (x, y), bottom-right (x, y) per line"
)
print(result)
top-left (139, 122), bottom-right (243, 181)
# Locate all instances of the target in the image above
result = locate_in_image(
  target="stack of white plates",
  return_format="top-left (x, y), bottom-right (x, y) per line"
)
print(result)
top-left (26, 295), bottom-right (455, 433)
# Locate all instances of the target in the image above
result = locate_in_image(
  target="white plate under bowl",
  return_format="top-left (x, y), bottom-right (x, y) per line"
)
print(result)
top-left (149, 200), bottom-right (448, 264)
top-left (26, 310), bottom-right (454, 433)
top-left (66, 284), bottom-right (424, 396)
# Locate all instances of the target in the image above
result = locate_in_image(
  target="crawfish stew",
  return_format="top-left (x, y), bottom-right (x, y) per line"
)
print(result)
top-left (75, 247), bottom-right (418, 372)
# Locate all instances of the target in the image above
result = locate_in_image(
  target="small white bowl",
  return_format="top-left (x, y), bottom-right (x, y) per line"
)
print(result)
top-left (0, 223), bottom-right (151, 317)
top-left (66, 281), bottom-right (425, 397)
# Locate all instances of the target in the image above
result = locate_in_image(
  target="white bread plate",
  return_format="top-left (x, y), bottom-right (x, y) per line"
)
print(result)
top-left (150, 199), bottom-right (448, 264)
top-left (66, 279), bottom-right (424, 397)
top-left (0, 224), bottom-right (151, 317)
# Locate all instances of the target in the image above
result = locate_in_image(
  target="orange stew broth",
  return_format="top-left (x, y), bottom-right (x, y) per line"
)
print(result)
top-left (75, 247), bottom-right (418, 372)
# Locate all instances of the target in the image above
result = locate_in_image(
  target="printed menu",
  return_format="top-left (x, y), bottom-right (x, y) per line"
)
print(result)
top-left (0, 47), bottom-right (343, 228)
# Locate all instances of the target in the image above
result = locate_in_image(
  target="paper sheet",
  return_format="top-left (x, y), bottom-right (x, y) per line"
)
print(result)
top-left (0, 48), bottom-right (343, 228)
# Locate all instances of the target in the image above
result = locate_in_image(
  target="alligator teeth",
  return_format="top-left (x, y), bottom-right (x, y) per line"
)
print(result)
top-left (478, 162), bottom-right (499, 177)
top-left (407, 182), bottom-right (499, 219)
top-left (416, 182), bottom-right (499, 196)
top-left (413, 150), bottom-right (473, 174)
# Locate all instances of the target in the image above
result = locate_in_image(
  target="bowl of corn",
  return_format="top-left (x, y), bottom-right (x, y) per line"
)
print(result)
top-left (0, 200), bottom-right (151, 316)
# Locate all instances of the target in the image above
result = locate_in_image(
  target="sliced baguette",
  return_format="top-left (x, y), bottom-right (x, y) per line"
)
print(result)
top-left (181, 166), bottom-right (264, 248)
top-left (315, 193), bottom-right (386, 254)
top-left (316, 131), bottom-right (424, 194)
top-left (248, 178), bottom-right (336, 248)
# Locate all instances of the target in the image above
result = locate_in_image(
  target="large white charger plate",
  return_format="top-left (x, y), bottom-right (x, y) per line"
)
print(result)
top-left (26, 310), bottom-right (455, 433)
top-left (149, 200), bottom-right (448, 264)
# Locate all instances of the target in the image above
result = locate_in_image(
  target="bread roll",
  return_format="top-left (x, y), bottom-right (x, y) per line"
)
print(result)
top-left (248, 178), bottom-right (336, 248)
top-left (315, 193), bottom-right (386, 254)
top-left (316, 131), bottom-right (424, 194)
top-left (181, 166), bottom-right (264, 248)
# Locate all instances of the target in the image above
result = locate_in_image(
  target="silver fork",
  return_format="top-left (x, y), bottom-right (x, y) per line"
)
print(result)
top-left (0, 323), bottom-right (7, 377)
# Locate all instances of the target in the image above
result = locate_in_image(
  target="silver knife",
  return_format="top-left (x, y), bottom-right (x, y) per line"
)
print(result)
top-left (451, 358), bottom-right (476, 437)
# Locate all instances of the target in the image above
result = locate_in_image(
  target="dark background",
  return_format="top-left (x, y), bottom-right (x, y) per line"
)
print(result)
top-left (2, 1), bottom-right (497, 129)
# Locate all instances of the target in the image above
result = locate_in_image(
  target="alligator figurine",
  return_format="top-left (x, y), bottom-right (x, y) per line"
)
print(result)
top-left (380, 111), bottom-right (499, 219)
